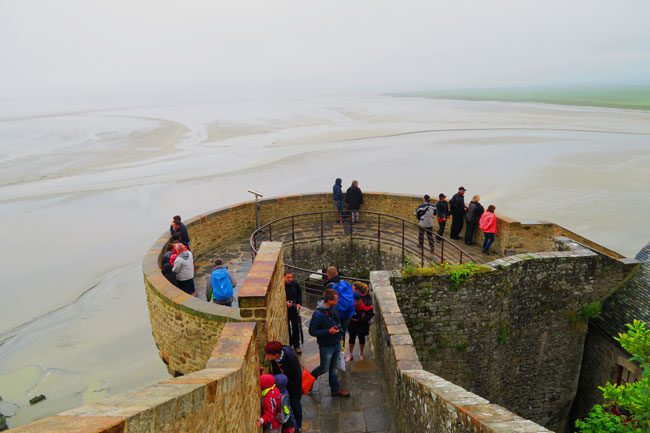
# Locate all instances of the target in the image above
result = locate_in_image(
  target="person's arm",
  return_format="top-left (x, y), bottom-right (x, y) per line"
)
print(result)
top-left (181, 224), bottom-right (190, 243)
top-left (172, 257), bottom-right (182, 274)
top-left (360, 190), bottom-right (363, 205)
top-left (169, 225), bottom-right (174, 236)
top-left (229, 270), bottom-right (237, 288)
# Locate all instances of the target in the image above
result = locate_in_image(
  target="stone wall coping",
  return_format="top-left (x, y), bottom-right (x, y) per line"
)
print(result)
top-left (238, 242), bottom-right (283, 299)
top-left (370, 270), bottom-right (552, 433)
top-left (10, 322), bottom-right (257, 433)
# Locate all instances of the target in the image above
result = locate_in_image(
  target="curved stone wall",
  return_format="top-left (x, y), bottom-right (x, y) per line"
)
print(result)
top-left (143, 192), bottom-right (626, 375)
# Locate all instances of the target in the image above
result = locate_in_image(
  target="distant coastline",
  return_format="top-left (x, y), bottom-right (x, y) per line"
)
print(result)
top-left (394, 85), bottom-right (650, 111)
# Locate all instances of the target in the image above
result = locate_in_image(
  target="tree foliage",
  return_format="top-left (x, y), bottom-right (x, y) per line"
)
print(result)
top-left (575, 320), bottom-right (650, 433)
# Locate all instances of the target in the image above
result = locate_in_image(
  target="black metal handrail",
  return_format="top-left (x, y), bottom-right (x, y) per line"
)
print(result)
top-left (250, 210), bottom-right (478, 267)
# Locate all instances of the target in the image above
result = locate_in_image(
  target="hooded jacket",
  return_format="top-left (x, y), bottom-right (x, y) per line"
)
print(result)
top-left (309, 300), bottom-right (342, 347)
top-left (345, 185), bottom-right (363, 210)
top-left (466, 201), bottom-right (484, 223)
top-left (333, 178), bottom-right (343, 202)
top-left (449, 193), bottom-right (466, 216)
top-left (172, 250), bottom-right (194, 281)
top-left (260, 374), bottom-right (282, 430)
top-left (479, 211), bottom-right (497, 234)
top-left (270, 346), bottom-right (302, 398)
top-left (206, 265), bottom-right (237, 301)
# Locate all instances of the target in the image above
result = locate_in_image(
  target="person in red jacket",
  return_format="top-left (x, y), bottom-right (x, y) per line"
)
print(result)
top-left (258, 374), bottom-right (282, 432)
top-left (479, 205), bottom-right (497, 255)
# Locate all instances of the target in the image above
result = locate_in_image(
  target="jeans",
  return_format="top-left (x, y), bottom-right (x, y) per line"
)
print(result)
top-left (482, 233), bottom-right (495, 252)
top-left (437, 220), bottom-right (446, 237)
top-left (288, 308), bottom-right (301, 348)
top-left (339, 317), bottom-right (349, 344)
top-left (418, 227), bottom-right (434, 250)
top-left (289, 393), bottom-right (302, 431)
top-left (310, 344), bottom-right (341, 393)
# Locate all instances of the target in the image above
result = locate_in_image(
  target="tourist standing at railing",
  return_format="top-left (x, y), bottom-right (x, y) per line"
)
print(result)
top-left (345, 180), bottom-right (363, 223)
top-left (346, 282), bottom-right (374, 362)
top-left (435, 193), bottom-right (450, 237)
top-left (171, 243), bottom-right (195, 295)
top-left (415, 194), bottom-right (436, 252)
top-left (284, 271), bottom-right (303, 354)
top-left (170, 215), bottom-right (190, 248)
top-left (322, 266), bottom-right (341, 289)
top-left (265, 342), bottom-right (303, 433)
top-left (464, 195), bottom-right (484, 246)
top-left (479, 205), bottom-right (498, 255)
top-left (206, 258), bottom-right (237, 306)
top-left (309, 289), bottom-right (351, 398)
top-left (332, 178), bottom-right (344, 223)
top-left (449, 186), bottom-right (468, 240)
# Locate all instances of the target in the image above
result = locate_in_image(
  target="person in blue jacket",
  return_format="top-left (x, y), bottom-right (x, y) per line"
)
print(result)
top-left (332, 178), bottom-right (344, 223)
top-left (206, 259), bottom-right (237, 305)
top-left (309, 289), bottom-right (350, 398)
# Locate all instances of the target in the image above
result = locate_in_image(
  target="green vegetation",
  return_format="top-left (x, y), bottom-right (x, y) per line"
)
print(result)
top-left (395, 84), bottom-right (650, 111)
top-left (497, 320), bottom-right (510, 345)
top-left (578, 301), bottom-right (603, 321)
top-left (401, 261), bottom-right (491, 287)
top-left (575, 320), bottom-right (650, 433)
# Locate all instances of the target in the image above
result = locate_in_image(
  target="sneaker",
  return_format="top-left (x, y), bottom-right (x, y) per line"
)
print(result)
top-left (332, 390), bottom-right (351, 398)
top-left (345, 354), bottom-right (354, 362)
top-left (359, 353), bottom-right (365, 361)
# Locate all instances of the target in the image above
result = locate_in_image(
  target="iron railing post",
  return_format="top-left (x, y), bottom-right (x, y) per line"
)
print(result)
top-left (401, 220), bottom-right (405, 264)
top-left (421, 237), bottom-right (425, 266)
top-left (320, 212), bottom-right (324, 253)
top-left (269, 224), bottom-right (272, 242)
top-left (291, 216), bottom-right (295, 244)
top-left (460, 251), bottom-right (463, 264)
top-left (440, 240), bottom-right (445, 264)
top-left (377, 214), bottom-right (381, 250)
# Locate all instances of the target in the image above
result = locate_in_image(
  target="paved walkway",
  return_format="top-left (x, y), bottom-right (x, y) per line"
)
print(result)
top-left (298, 309), bottom-right (395, 433)
top-left (194, 240), bottom-right (253, 305)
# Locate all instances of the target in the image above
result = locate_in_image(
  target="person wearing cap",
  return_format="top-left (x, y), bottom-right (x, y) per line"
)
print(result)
top-left (414, 194), bottom-right (436, 252)
top-left (449, 187), bottom-right (468, 240)
top-left (435, 193), bottom-right (450, 237)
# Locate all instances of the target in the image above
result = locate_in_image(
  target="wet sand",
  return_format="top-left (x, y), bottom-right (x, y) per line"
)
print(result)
top-left (0, 96), bottom-right (649, 427)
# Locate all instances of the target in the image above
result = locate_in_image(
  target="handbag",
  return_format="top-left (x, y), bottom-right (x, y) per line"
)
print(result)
top-left (301, 367), bottom-right (315, 395)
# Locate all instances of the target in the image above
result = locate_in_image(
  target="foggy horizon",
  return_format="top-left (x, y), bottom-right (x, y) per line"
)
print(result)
top-left (1, 0), bottom-right (649, 102)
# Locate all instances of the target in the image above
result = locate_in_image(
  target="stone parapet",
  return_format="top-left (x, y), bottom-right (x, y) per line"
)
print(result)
top-left (238, 241), bottom-right (289, 357)
top-left (369, 270), bottom-right (552, 433)
top-left (10, 322), bottom-right (260, 433)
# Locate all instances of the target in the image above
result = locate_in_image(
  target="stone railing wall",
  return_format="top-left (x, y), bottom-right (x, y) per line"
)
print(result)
top-left (238, 242), bottom-right (290, 357)
top-left (389, 238), bottom-right (637, 432)
top-left (11, 322), bottom-right (260, 433)
top-left (369, 271), bottom-right (552, 433)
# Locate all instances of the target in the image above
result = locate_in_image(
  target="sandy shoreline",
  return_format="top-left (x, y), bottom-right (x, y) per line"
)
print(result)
top-left (1, 95), bottom-right (649, 428)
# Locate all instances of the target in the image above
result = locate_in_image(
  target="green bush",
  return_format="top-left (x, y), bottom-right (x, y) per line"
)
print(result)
top-left (575, 320), bottom-right (650, 433)
top-left (578, 301), bottom-right (602, 321)
top-left (401, 261), bottom-right (491, 285)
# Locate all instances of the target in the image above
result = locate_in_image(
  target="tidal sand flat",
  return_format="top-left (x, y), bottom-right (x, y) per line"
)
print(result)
top-left (1, 95), bottom-right (649, 427)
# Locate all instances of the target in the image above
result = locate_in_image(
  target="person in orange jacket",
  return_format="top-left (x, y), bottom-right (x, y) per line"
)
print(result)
top-left (258, 374), bottom-right (282, 432)
top-left (479, 205), bottom-right (497, 255)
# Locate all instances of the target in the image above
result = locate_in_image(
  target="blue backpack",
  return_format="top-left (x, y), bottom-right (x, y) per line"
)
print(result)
top-left (333, 280), bottom-right (355, 320)
top-left (211, 268), bottom-right (233, 301)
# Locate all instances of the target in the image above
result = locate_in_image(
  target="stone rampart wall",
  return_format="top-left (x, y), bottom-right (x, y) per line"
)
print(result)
top-left (369, 271), bottom-right (552, 433)
top-left (238, 242), bottom-right (290, 357)
top-left (11, 322), bottom-right (260, 433)
top-left (390, 238), bottom-right (636, 431)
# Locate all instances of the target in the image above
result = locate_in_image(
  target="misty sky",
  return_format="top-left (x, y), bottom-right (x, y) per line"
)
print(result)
top-left (1, 0), bottom-right (649, 100)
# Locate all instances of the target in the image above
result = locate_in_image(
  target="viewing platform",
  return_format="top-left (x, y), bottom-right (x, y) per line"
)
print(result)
top-left (12, 192), bottom-right (638, 433)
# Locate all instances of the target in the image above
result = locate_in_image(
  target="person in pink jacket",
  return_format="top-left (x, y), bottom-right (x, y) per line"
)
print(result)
top-left (479, 205), bottom-right (497, 255)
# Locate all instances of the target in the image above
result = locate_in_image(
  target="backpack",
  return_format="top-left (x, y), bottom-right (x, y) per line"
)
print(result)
top-left (274, 390), bottom-right (293, 425)
top-left (211, 268), bottom-right (233, 301)
top-left (334, 280), bottom-right (355, 320)
top-left (415, 204), bottom-right (435, 221)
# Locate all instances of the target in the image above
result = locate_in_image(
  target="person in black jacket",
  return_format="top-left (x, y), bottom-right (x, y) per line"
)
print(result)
top-left (435, 193), bottom-right (450, 237)
top-left (449, 186), bottom-right (468, 240)
top-left (284, 271), bottom-right (303, 354)
top-left (345, 180), bottom-right (363, 223)
top-left (464, 194), bottom-right (484, 245)
top-left (170, 215), bottom-right (191, 248)
top-left (265, 341), bottom-right (303, 433)
top-left (309, 289), bottom-right (350, 398)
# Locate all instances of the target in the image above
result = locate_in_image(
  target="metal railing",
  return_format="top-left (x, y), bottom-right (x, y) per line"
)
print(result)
top-left (250, 210), bottom-right (477, 266)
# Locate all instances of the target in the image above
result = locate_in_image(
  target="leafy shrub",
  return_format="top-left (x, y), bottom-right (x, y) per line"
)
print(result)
top-left (401, 261), bottom-right (491, 285)
top-left (578, 301), bottom-right (602, 321)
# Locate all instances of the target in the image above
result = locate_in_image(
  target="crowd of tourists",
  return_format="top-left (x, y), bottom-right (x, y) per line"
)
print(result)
top-left (257, 266), bottom-right (372, 433)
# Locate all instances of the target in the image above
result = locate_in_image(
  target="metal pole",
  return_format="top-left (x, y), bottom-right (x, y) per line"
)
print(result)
top-left (421, 237), bottom-right (424, 266)
top-left (440, 240), bottom-right (445, 264)
top-left (460, 251), bottom-right (464, 264)
top-left (269, 224), bottom-right (272, 242)
top-left (377, 214), bottom-right (381, 250)
top-left (292, 216), bottom-right (295, 244)
top-left (255, 196), bottom-right (261, 229)
top-left (320, 213), bottom-right (324, 253)
top-left (402, 220), bottom-right (405, 263)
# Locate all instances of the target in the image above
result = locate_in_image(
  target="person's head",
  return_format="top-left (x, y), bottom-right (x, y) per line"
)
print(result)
top-left (335, 178), bottom-right (342, 186)
top-left (171, 221), bottom-right (179, 230)
top-left (260, 373), bottom-right (275, 391)
top-left (166, 243), bottom-right (174, 252)
top-left (458, 186), bottom-right (466, 196)
top-left (472, 194), bottom-right (480, 203)
top-left (351, 180), bottom-right (358, 187)
top-left (423, 194), bottom-right (430, 203)
top-left (326, 266), bottom-right (338, 279)
top-left (323, 288), bottom-right (339, 307)
top-left (487, 205), bottom-right (496, 212)
top-left (171, 232), bottom-right (181, 242)
top-left (438, 193), bottom-right (447, 201)
top-left (353, 281), bottom-right (369, 295)
top-left (274, 374), bottom-right (289, 392)
top-left (214, 258), bottom-right (223, 267)
top-left (283, 271), bottom-right (293, 284)
top-left (173, 215), bottom-right (182, 224)
top-left (173, 243), bottom-right (185, 254)
top-left (264, 341), bottom-right (283, 361)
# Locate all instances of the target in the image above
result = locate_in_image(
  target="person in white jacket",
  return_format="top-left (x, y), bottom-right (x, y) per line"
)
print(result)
top-left (172, 243), bottom-right (195, 295)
